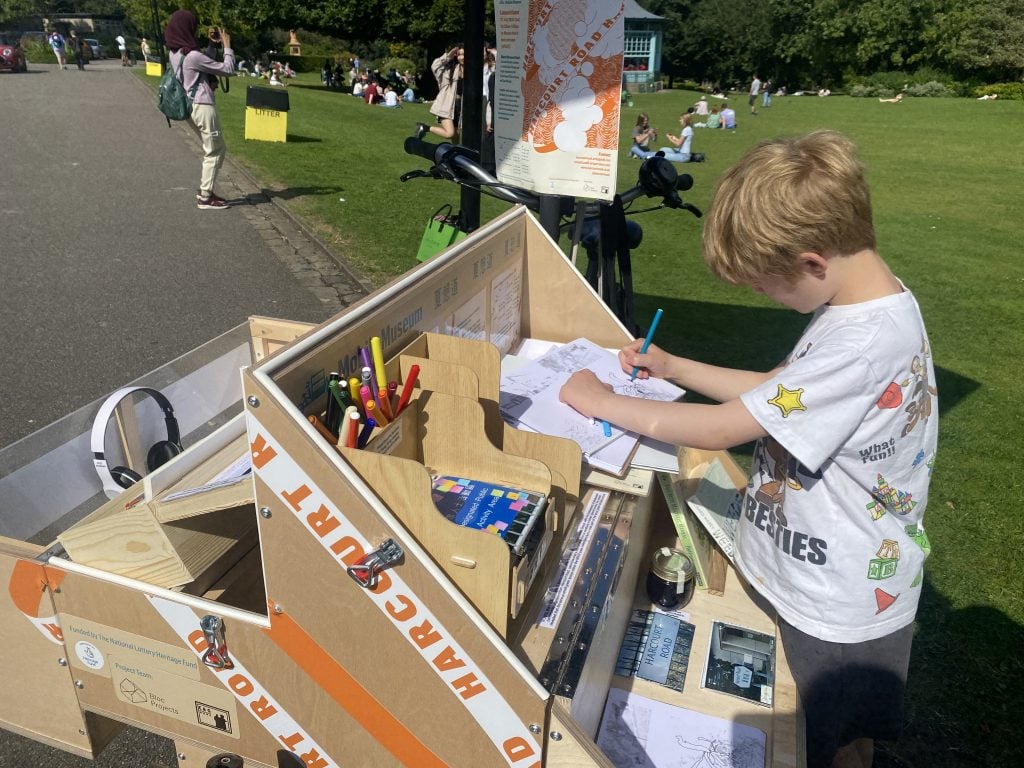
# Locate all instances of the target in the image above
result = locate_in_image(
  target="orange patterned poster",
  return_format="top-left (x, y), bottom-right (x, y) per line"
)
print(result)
top-left (494, 0), bottom-right (625, 200)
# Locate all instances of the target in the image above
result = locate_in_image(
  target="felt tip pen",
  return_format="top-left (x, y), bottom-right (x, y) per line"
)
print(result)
top-left (345, 411), bottom-right (360, 449)
top-left (602, 420), bottom-right (612, 437)
top-left (308, 414), bottom-right (336, 443)
top-left (387, 380), bottom-right (398, 411)
top-left (359, 346), bottom-right (374, 376)
top-left (365, 398), bottom-right (389, 427)
top-left (362, 365), bottom-right (380, 405)
top-left (328, 379), bottom-right (349, 410)
top-left (370, 336), bottom-right (387, 391)
top-left (324, 373), bottom-right (341, 435)
top-left (348, 377), bottom-right (363, 415)
top-left (357, 417), bottom-right (377, 448)
top-left (395, 364), bottom-right (421, 416)
top-left (359, 384), bottom-right (373, 411)
top-left (631, 307), bottom-right (664, 381)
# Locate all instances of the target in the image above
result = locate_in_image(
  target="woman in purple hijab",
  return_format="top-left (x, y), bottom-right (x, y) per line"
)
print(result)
top-left (165, 9), bottom-right (236, 209)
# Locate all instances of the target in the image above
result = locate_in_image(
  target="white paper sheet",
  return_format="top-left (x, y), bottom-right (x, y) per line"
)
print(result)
top-left (499, 338), bottom-right (684, 458)
top-left (597, 687), bottom-right (766, 768)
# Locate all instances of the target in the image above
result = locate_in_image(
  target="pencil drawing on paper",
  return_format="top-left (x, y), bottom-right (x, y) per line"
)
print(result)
top-left (597, 687), bottom-right (766, 768)
top-left (499, 338), bottom-right (684, 456)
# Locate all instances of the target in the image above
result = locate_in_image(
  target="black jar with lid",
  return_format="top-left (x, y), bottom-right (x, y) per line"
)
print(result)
top-left (646, 547), bottom-right (695, 610)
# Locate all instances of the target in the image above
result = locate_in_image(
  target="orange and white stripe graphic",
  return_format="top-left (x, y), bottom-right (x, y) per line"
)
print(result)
top-left (8, 560), bottom-right (65, 645)
top-left (148, 595), bottom-right (343, 768)
top-left (247, 414), bottom-right (544, 767)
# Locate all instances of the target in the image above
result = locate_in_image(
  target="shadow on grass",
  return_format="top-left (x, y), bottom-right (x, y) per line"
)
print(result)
top-left (283, 135), bottom-right (321, 143)
top-left (632, 294), bottom-right (979, 417)
top-left (287, 83), bottom-right (351, 94)
top-left (264, 185), bottom-right (344, 201)
top-left (888, 581), bottom-right (1024, 767)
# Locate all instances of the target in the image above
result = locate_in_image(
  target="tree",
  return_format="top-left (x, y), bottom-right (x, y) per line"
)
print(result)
top-left (1, 0), bottom-right (44, 25)
top-left (931, 0), bottom-right (1024, 81)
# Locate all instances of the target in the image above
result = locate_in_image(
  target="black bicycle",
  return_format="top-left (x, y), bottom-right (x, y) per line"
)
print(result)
top-left (402, 137), bottom-right (701, 335)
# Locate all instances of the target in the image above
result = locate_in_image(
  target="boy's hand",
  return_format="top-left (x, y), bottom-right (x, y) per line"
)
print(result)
top-left (559, 370), bottom-right (613, 419)
top-left (619, 339), bottom-right (669, 380)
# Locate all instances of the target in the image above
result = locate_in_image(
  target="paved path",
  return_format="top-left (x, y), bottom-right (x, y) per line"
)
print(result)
top-left (0, 57), bottom-right (370, 447)
top-left (0, 58), bottom-right (370, 767)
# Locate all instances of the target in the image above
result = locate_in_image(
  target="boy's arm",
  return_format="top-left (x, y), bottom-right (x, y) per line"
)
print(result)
top-left (560, 371), bottom-right (766, 451)
top-left (661, 356), bottom-right (781, 402)
top-left (620, 340), bottom-right (781, 403)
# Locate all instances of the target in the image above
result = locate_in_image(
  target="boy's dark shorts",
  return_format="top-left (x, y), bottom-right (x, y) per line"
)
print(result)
top-left (779, 618), bottom-right (914, 768)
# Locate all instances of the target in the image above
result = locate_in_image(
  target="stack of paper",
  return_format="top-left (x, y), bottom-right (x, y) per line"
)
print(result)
top-left (499, 338), bottom-right (684, 475)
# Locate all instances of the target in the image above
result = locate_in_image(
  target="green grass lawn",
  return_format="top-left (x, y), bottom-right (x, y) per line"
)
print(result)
top-left (147, 71), bottom-right (1024, 766)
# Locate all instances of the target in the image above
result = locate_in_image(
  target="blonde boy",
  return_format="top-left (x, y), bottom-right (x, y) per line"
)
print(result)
top-left (561, 131), bottom-right (938, 768)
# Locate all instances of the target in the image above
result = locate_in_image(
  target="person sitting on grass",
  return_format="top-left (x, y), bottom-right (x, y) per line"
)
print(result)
top-left (657, 112), bottom-right (695, 162)
top-left (695, 106), bottom-right (721, 129)
top-left (380, 85), bottom-right (400, 108)
top-left (720, 101), bottom-right (737, 129)
top-left (629, 112), bottom-right (657, 159)
top-left (879, 93), bottom-right (903, 103)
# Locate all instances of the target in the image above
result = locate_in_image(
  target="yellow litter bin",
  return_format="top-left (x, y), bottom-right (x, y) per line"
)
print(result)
top-left (244, 86), bottom-right (289, 143)
top-left (145, 60), bottom-right (162, 77)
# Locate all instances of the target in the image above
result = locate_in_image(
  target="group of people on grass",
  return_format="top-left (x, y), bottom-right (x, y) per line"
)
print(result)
top-left (351, 74), bottom-right (416, 106)
top-left (629, 103), bottom-right (735, 163)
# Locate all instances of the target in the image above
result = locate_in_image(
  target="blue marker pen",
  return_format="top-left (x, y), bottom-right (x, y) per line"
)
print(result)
top-left (631, 308), bottom-right (664, 381)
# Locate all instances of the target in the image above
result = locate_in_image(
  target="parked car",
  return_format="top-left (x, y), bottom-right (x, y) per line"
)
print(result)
top-left (0, 32), bottom-right (28, 72)
top-left (84, 38), bottom-right (103, 59)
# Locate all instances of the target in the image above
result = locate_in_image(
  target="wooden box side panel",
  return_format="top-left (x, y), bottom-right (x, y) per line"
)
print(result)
top-left (244, 373), bottom-right (550, 767)
top-left (0, 548), bottom-right (94, 757)
top-left (266, 211), bottom-right (532, 413)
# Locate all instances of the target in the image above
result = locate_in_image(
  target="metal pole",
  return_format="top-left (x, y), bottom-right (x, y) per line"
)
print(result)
top-left (459, 0), bottom-right (485, 232)
top-left (538, 195), bottom-right (563, 243)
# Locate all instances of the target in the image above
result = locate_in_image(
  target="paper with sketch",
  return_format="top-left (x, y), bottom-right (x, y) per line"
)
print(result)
top-left (597, 687), bottom-right (766, 768)
top-left (499, 338), bottom-right (684, 457)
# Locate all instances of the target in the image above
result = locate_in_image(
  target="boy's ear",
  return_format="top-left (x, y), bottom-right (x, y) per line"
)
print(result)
top-left (799, 252), bottom-right (829, 279)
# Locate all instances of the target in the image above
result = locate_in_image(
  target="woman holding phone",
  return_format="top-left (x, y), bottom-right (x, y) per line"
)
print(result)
top-left (165, 9), bottom-right (236, 209)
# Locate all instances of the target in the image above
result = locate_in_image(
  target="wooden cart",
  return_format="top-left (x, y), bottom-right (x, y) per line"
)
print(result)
top-left (0, 207), bottom-right (803, 768)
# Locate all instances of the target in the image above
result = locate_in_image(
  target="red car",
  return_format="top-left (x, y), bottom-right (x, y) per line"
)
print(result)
top-left (0, 32), bottom-right (28, 72)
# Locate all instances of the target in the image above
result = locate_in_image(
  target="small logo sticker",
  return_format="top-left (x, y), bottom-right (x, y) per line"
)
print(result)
top-left (75, 641), bottom-right (105, 671)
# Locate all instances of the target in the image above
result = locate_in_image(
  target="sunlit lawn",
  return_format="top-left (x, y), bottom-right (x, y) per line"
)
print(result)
top-left (145, 70), bottom-right (1024, 767)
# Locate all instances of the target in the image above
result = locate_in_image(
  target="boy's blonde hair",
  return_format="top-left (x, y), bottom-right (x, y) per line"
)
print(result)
top-left (703, 130), bottom-right (876, 284)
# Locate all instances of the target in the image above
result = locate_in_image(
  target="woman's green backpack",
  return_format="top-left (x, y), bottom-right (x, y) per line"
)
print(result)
top-left (158, 57), bottom-right (199, 125)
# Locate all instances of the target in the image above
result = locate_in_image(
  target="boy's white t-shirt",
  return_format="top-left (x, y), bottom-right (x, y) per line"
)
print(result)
top-left (737, 288), bottom-right (938, 643)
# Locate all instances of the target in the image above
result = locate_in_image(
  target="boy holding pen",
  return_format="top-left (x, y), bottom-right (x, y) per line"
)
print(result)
top-left (560, 131), bottom-right (938, 768)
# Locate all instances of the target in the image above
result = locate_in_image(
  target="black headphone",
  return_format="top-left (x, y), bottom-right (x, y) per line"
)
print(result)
top-left (91, 387), bottom-right (182, 498)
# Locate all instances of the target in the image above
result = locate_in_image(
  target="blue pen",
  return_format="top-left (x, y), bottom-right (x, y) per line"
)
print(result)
top-left (357, 418), bottom-right (377, 448)
top-left (631, 307), bottom-right (664, 381)
top-left (602, 420), bottom-right (612, 437)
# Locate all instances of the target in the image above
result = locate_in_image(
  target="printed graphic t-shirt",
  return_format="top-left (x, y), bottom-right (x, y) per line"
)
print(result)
top-left (737, 288), bottom-right (938, 643)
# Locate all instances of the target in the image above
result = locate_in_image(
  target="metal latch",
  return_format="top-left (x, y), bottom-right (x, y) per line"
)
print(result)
top-left (200, 615), bottom-right (234, 670)
top-left (346, 538), bottom-right (403, 589)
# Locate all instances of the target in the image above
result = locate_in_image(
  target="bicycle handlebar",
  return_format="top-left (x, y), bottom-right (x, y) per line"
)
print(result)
top-left (403, 137), bottom-right (541, 208)
top-left (402, 138), bottom-right (701, 218)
